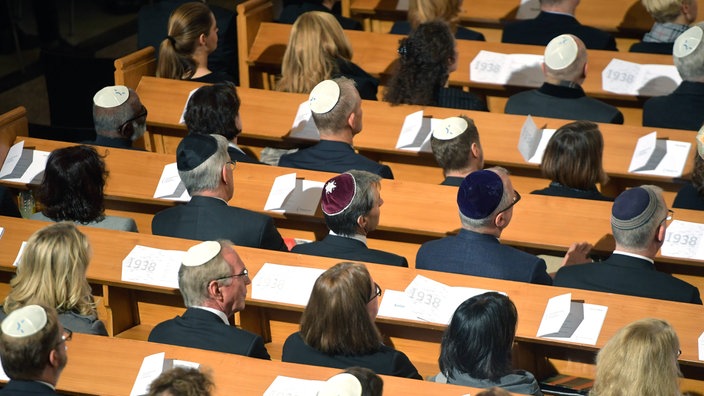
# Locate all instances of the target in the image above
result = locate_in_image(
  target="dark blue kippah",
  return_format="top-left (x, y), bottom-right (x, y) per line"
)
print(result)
top-left (177, 133), bottom-right (218, 171)
top-left (457, 170), bottom-right (504, 219)
top-left (611, 187), bottom-right (657, 230)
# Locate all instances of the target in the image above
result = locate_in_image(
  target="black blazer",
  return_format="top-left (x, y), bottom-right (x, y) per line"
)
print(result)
top-left (335, 58), bottom-right (379, 101)
top-left (282, 332), bottom-right (421, 379)
top-left (0, 186), bottom-right (20, 218)
top-left (673, 183), bottom-right (704, 210)
top-left (0, 380), bottom-right (58, 395)
top-left (151, 196), bottom-right (288, 252)
top-left (278, 140), bottom-right (394, 179)
top-left (390, 21), bottom-right (485, 41)
top-left (554, 253), bottom-right (702, 304)
top-left (531, 182), bottom-right (613, 202)
top-left (629, 41), bottom-right (674, 55)
top-left (643, 81), bottom-right (704, 131)
top-left (228, 146), bottom-right (263, 164)
top-left (502, 12), bottom-right (617, 51)
top-left (292, 234), bottom-right (408, 267)
top-left (440, 176), bottom-right (464, 187)
top-left (148, 308), bottom-right (271, 358)
top-left (436, 87), bottom-right (488, 112)
top-left (278, 2), bottom-right (362, 31)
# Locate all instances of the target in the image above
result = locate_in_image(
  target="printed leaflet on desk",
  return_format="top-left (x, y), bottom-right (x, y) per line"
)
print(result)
top-left (602, 59), bottom-right (680, 96)
top-left (470, 51), bottom-right (544, 87)
top-left (251, 263), bottom-right (325, 306)
top-left (264, 376), bottom-right (324, 396)
top-left (628, 131), bottom-right (690, 177)
top-left (395, 110), bottom-right (440, 153)
top-left (130, 352), bottom-right (199, 396)
top-left (661, 220), bottom-right (704, 260)
top-left (537, 293), bottom-right (608, 346)
top-left (264, 173), bottom-right (324, 215)
top-left (178, 88), bottom-right (199, 124)
top-left (121, 245), bottom-right (185, 289)
top-left (154, 163), bottom-right (191, 201)
top-left (0, 141), bottom-right (50, 183)
top-left (517, 115), bottom-right (557, 164)
top-left (290, 101), bottom-right (320, 140)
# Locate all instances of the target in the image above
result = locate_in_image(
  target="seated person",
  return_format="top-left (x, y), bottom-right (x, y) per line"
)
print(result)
top-left (505, 34), bottom-right (623, 124)
top-left (554, 186), bottom-right (702, 304)
top-left (631, 0), bottom-right (697, 54)
top-left (532, 120), bottom-right (613, 201)
top-left (282, 262), bottom-right (421, 379)
top-left (89, 85), bottom-right (147, 150)
top-left (430, 292), bottom-right (542, 396)
top-left (643, 24), bottom-right (704, 131)
top-left (149, 240), bottom-right (271, 358)
top-left (278, 78), bottom-right (394, 179)
top-left (430, 116), bottom-right (484, 186)
top-left (673, 147), bottom-right (704, 210)
top-left (278, 0), bottom-right (362, 31)
top-left (0, 222), bottom-right (107, 335)
top-left (31, 145), bottom-right (138, 232)
top-left (152, 134), bottom-right (287, 251)
top-left (318, 368), bottom-right (383, 396)
top-left (184, 82), bottom-right (263, 164)
top-left (292, 171), bottom-right (408, 266)
top-left (390, 0), bottom-right (485, 41)
top-left (148, 367), bottom-right (214, 396)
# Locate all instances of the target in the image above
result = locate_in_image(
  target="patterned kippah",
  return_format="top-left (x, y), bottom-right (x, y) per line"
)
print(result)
top-left (93, 85), bottom-right (129, 108)
top-left (321, 173), bottom-right (357, 216)
top-left (673, 25), bottom-right (703, 58)
top-left (611, 187), bottom-right (658, 230)
top-left (457, 170), bottom-right (504, 219)
top-left (432, 117), bottom-right (469, 140)
top-left (309, 80), bottom-right (340, 114)
top-left (177, 134), bottom-right (218, 171)
top-left (1, 305), bottom-right (47, 338)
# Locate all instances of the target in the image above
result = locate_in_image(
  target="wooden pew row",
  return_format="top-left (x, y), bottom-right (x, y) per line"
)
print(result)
top-left (135, 77), bottom-right (696, 196)
top-left (1, 216), bottom-right (703, 391)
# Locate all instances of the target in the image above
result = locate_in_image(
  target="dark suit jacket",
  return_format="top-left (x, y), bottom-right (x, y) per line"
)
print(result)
top-left (440, 176), bottom-right (464, 187)
top-left (0, 380), bottom-right (58, 395)
top-left (85, 135), bottom-right (145, 150)
top-left (335, 58), bottom-right (379, 101)
top-left (149, 308), bottom-right (271, 358)
top-left (278, 2), bottom-right (362, 31)
top-left (292, 235), bottom-right (408, 267)
top-left (228, 146), bottom-right (263, 164)
top-left (282, 332), bottom-right (421, 379)
top-left (643, 81), bottom-right (704, 131)
top-left (278, 140), bottom-right (394, 179)
top-left (502, 12), bottom-right (617, 51)
top-left (436, 87), bottom-right (488, 112)
top-left (390, 21), bottom-right (485, 41)
top-left (505, 83), bottom-right (624, 124)
top-left (531, 182), bottom-right (613, 201)
top-left (416, 229), bottom-right (553, 285)
top-left (151, 196), bottom-right (288, 251)
top-left (554, 253), bottom-right (702, 304)
top-left (629, 41), bottom-right (674, 55)
top-left (673, 183), bottom-right (704, 210)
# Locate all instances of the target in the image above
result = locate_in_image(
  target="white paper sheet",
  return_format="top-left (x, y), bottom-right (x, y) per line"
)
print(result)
top-left (516, 0), bottom-right (541, 19)
top-left (699, 332), bottom-right (704, 360)
top-left (0, 357), bottom-right (9, 381)
top-left (178, 88), bottom-right (199, 124)
top-left (601, 59), bottom-right (681, 96)
top-left (130, 352), bottom-right (166, 396)
top-left (153, 163), bottom-right (190, 202)
top-left (470, 51), bottom-right (544, 87)
top-left (395, 110), bottom-right (439, 153)
top-left (121, 245), bottom-right (185, 289)
top-left (251, 263), bottom-right (325, 306)
top-left (537, 293), bottom-right (608, 346)
top-left (290, 101), bottom-right (320, 140)
top-left (0, 141), bottom-right (50, 184)
top-left (517, 115), bottom-right (556, 163)
top-left (263, 173), bottom-right (324, 215)
top-left (627, 132), bottom-right (691, 177)
top-left (661, 220), bottom-right (704, 260)
top-left (263, 376), bottom-right (324, 396)
top-left (12, 241), bottom-right (26, 267)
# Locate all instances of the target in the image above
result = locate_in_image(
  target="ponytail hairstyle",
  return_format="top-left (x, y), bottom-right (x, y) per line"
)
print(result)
top-left (157, 2), bottom-right (214, 80)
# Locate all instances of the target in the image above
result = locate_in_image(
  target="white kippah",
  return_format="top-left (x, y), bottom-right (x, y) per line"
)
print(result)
top-left (317, 373), bottom-right (362, 396)
top-left (696, 124), bottom-right (704, 159)
top-left (544, 34), bottom-right (579, 70)
top-left (1, 305), bottom-right (47, 338)
top-left (309, 80), bottom-right (341, 114)
top-left (93, 85), bottom-right (130, 108)
top-left (182, 241), bottom-right (221, 267)
top-left (674, 26), bottom-right (703, 58)
top-left (432, 117), bottom-right (469, 140)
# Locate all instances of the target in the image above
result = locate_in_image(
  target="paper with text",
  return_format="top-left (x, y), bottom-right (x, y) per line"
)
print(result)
top-left (0, 141), bottom-right (50, 183)
top-left (537, 293), bottom-right (608, 345)
top-left (517, 0), bottom-right (541, 19)
top-left (661, 220), bottom-right (704, 260)
top-left (130, 352), bottom-right (166, 396)
top-left (121, 245), bottom-right (185, 289)
top-left (263, 173), bottom-right (324, 215)
top-left (628, 132), bottom-right (690, 177)
top-left (251, 263), bottom-right (325, 306)
top-left (290, 101), bottom-right (320, 140)
top-left (12, 241), bottom-right (27, 267)
top-left (470, 51), bottom-right (544, 87)
top-left (517, 115), bottom-right (556, 163)
top-left (602, 59), bottom-right (681, 96)
top-left (263, 375), bottom-right (324, 396)
top-left (178, 88), bottom-right (199, 124)
top-left (154, 163), bottom-right (190, 201)
top-left (395, 110), bottom-right (440, 153)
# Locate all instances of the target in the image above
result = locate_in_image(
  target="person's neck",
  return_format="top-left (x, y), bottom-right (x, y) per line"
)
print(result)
top-left (444, 165), bottom-right (481, 179)
top-left (545, 76), bottom-right (583, 86)
top-left (193, 189), bottom-right (230, 202)
top-left (466, 225), bottom-right (502, 238)
top-left (190, 50), bottom-right (211, 79)
top-left (614, 244), bottom-right (657, 260)
top-left (541, 4), bottom-right (576, 15)
top-left (320, 130), bottom-right (354, 145)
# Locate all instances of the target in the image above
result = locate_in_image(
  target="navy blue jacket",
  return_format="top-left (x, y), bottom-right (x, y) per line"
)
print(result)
top-left (502, 12), bottom-right (617, 51)
top-left (292, 235), bottom-right (408, 267)
top-left (279, 140), bottom-right (394, 179)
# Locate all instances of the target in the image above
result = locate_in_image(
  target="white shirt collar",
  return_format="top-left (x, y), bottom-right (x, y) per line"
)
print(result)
top-left (228, 142), bottom-right (246, 154)
top-left (34, 381), bottom-right (55, 390)
top-left (612, 250), bottom-right (655, 265)
top-left (329, 230), bottom-right (367, 245)
top-left (192, 306), bottom-right (230, 325)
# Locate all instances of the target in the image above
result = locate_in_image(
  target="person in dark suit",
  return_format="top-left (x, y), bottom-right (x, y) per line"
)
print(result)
top-left (674, 150), bottom-right (704, 210)
top-left (430, 116), bottom-right (484, 187)
top-left (292, 171), bottom-right (408, 266)
top-left (151, 134), bottom-right (287, 251)
top-left (278, 0), bottom-right (362, 31)
top-left (505, 34), bottom-right (623, 124)
top-left (149, 240), bottom-right (271, 358)
top-left (0, 305), bottom-right (68, 396)
top-left (184, 82), bottom-right (263, 164)
top-left (643, 23), bottom-right (704, 131)
top-left (279, 78), bottom-right (394, 178)
top-left (554, 186), bottom-right (702, 304)
top-left (501, 0), bottom-right (617, 51)
top-left (282, 262), bottom-right (421, 379)
top-left (416, 168), bottom-right (592, 284)
top-left (630, 0), bottom-right (697, 55)
top-left (89, 85), bottom-right (147, 150)
top-left (389, 0), bottom-right (485, 41)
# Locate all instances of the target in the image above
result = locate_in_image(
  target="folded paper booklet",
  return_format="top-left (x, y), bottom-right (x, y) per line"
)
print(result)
top-left (395, 110), bottom-right (440, 153)
top-left (251, 263), bottom-right (325, 306)
top-left (263, 376), bottom-right (324, 396)
top-left (130, 352), bottom-right (199, 396)
top-left (661, 220), bottom-right (704, 261)
top-left (12, 241), bottom-right (27, 267)
top-left (601, 59), bottom-right (681, 96)
top-left (699, 332), bottom-right (704, 360)
top-left (517, 115), bottom-right (556, 164)
top-left (263, 173), bottom-right (324, 215)
top-left (537, 293), bottom-right (607, 346)
top-left (517, 0), bottom-right (541, 19)
top-left (628, 131), bottom-right (690, 177)
top-left (470, 50), bottom-right (544, 87)
top-left (121, 245), bottom-right (185, 289)
top-left (153, 163), bottom-right (190, 201)
top-left (178, 88), bottom-right (199, 124)
top-left (290, 101), bottom-right (320, 140)
top-left (0, 141), bottom-right (50, 184)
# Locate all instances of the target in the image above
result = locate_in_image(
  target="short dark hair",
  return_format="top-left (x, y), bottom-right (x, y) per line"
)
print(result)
top-left (439, 292), bottom-right (517, 382)
top-left (344, 367), bottom-right (384, 396)
top-left (184, 82), bottom-right (241, 140)
top-left (148, 367), bottom-right (214, 396)
top-left (324, 170), bottom-right (381, 236)
top-left (430, 115), bottom-right (480, 172)
top-left (37, 145), bottom-right (107, 224)
top-left (693, 154), bottom-right (704, 196)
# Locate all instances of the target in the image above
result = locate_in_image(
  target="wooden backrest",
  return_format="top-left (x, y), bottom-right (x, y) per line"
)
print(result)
top-left (0, 106), bottom-right (28, 167)
top-left (114, 46), bottom-right (157, 90)
top-left (236, 0), bottom-right (274, 88)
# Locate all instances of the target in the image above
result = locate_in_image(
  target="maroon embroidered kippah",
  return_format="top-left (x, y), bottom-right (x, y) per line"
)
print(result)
top-left (321, 173), bottom-right (357, 216)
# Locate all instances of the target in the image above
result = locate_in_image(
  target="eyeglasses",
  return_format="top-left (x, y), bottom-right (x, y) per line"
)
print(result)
top-left (497, 191), bottom-right (521, 215)
top-left (663, 209), bottom-right (674, 224)
top-left (55, 328), bottom-right (72, 348)
top-left (225, 161), bottom-right (236, 171)
top-left (117, 105), bottom-right (148, 132)
top-left (214, 268), bottom-right (249, 282)
top-left (369, 282), bottom-right (382, 303)
top-left (677, 349), bottom-right (682, 357)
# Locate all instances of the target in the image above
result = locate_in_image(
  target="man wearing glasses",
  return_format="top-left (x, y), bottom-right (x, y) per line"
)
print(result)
top-left (555, 186), bottom-right (702, 304)
top-left (148, 240), bottom-right (271, 358)
top-left (89, 85), bottom-right (148, 150)
top-left (0, 304), bottom-right (68, 395)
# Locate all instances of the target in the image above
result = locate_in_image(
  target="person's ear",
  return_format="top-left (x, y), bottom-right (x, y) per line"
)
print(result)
top-left (198, 33), bottom-right (207, 46)
top-left (656, 223), bottom-right (666, 243)
top-left (357, 214), bottom-right (368, 234)
top-left (49, 348), bottom-right (61, 368)
top-left (347, 111), bottom-right (356, 130)
top-left (118, 121), bottom-right (133, 139)
top-left (494, 212), bottom-right (508, 229)
top-left (208, 279), bottom-right (223, 300)
top-left (471, 142), bottom-right (481, 159)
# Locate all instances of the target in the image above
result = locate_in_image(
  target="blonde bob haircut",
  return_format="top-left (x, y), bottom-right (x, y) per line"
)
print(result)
top-left (408, 0), bottom-right (462, 33)
top-left (277, 11), bottom-right (353, 94)
top-left (641, 0), bottom-right (694, 23)
top-left (4, 222), bottom-right (96, 317)
top-left (157, 2), bottom-right (214, 80)
top-left (591, 318), bottom-right (681, 396)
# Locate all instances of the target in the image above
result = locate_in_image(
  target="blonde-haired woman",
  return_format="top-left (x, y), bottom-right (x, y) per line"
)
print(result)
top-left (157, 2), bottom-right (233, 83)
top-left (276, 11), bottom-right (378, 100)
top-left (1, 222), bottom-right (107, 335)
top-left (591, 318), bottom-right (681, 396)
top-left (390, 0), bottom-right (485, 41)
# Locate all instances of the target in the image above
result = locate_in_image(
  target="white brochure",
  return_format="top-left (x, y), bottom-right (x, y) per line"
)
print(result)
top-left (395, 110), bottom-right (440, 153)
top-left (290, 101), bottom-right (320, 140)
top-left (470, 50), bottom-right (544, 87)
top-left (627, 131), bottom-right (690, 177)
top-left (263, 173), bottom-right (324, 216)
top-left (153, 163), bottom-right (190, 202)
top-left (601, 59), bottom-right (681, 96)
top-left (516, 0), bottom-right (541, 19)
top-left (130, 352), bottom-right (199, 396)
top-left (661, 220), bottom-right (704, 261)
top-left (537, 293), bottom-right (608, 346)
top-left (517, 115), bottom-right (557, 164)
top-left (12, 241), bottom-right (27, 267)
top-left (251, 263), bottom-right (325, 306)
top-left (0, 141), bottom-right (50, 184)
top-left (178, 88), bottom-right (199, 124)
top-left (121, 245), bottom-right (185, 289)
top-left (263, 376), bottom-right (324, 396)
top-left (699, 332), bottom-right (704, 360)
